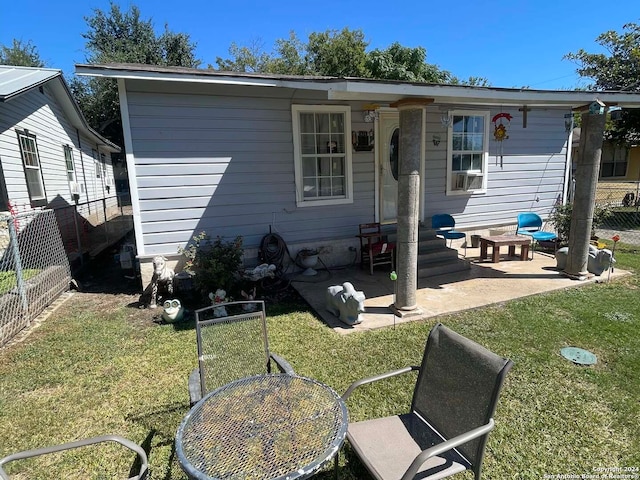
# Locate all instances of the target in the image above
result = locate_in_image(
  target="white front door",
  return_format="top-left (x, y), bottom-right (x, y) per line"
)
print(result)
top-left (378, 111), bottom-right (400, 224)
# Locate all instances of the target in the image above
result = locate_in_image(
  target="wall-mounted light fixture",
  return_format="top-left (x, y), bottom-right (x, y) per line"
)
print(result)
top-left (432, 134), bottom-right (441, 146)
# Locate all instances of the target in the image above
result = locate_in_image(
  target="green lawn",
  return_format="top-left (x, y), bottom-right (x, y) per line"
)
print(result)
top-left (0, 245), bottom-right (639, 479)
top-left (0, 269), bottom-right (40, 295)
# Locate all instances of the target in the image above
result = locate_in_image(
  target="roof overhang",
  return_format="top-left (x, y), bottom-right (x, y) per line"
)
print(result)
top-left (75, 62), bottom-right (640, 110)
top-left (0, 65), bottom-right (119, 153)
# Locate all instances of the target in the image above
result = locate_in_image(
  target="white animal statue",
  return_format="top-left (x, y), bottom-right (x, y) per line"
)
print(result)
top-left (244, 263), bottom-right (277, 281)
top-left (208, 289), bottom-right (228, 317)
top-left (149, 256), bottom-right (175, 308)
top-left (241, 286), bottom-right (258, 312)
top-left (326, 282), bottom-right (366, 326)
top-left (555, 245), bottom-right (616, 276)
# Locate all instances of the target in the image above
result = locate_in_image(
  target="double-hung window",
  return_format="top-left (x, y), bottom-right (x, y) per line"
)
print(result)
top-left (447, 111), bottom-right (489, 194)
top-left (64, 145), bottom-right (76, 182)
top-left (292, 105), bottom-right (353, 207)
top-left (17, 131), bottom-right (46, 206)
top-left (600, 144), bottom-right (628, 178)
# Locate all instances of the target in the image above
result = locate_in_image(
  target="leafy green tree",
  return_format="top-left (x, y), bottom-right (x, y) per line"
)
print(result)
top-left (307, 28), bottom-right (369, 77)
top-left (565, 22), bottom-right (640, 143)
top-left (214, 39), bottom-right (274, 73)
top-left (0, 39), bottom-right (45, 67)
top-left (366, 42), bottom-right (452, 83)
top-left (71, 1), bottom-right (200, 146)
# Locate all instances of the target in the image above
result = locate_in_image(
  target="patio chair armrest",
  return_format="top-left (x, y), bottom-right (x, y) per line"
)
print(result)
top-left (400, 418), bottom-right (495, 480)
top-left (341, 366), bottom-right (419, 401)
top-left (0, 434), bottom-right (148, 480)
top-left (269, 352), bottom-right (295, 375)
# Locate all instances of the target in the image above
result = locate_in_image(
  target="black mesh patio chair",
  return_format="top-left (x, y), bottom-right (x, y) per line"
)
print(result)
top-left (341, 323), bottom-right (513, 480)
top-left (0, 435), bottom-right (148, 479)
top-left (188, 300), bottom-right (295, 406)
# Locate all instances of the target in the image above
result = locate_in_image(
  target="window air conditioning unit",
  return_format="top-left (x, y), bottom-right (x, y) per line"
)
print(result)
top-left (70, 181), bottom-right (81, 195)
top-left (455, 173), bottom-right (484, 191)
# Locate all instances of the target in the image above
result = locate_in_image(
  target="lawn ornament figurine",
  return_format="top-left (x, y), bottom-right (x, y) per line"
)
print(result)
top-left (149, 256), bottom-right (175, 308)
top-left (161, 299), bottom-right (184, 323)
top-left (326, 282), bottom-right (366, 326)
top-left (555, 245), bottom-right (616, 276)
top-left (209, 289), bottom-right (228, 317)
top-left (241, 286), bottom-right (258, 312)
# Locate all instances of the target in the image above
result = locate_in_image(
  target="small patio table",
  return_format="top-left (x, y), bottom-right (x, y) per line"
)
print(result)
top-left (479, 235), bottom-right (531, 263)
top-left (175, 374), bottom-right (348, 480)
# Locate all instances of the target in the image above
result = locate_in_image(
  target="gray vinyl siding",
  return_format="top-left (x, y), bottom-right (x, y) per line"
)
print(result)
top-left (0, 82), bottom-right (117, 210)
top-left (125, 80), bottom-right (375, 257)
top-left (422, 106), bottom-right (570, 228)
top-left (124, 79), bottom-right (571, 257)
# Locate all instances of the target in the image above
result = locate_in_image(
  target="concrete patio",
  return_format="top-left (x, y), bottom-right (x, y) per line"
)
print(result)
top-left (290, 245), bottom-right (628, 334)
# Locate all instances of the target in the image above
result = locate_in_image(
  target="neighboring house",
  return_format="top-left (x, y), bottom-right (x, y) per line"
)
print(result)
top-left (0, 65), bottom-right (119, 215)
top-left (76, 63), bottom-right (640, 286)
top-left (571, 128), bottom-right (640, 205)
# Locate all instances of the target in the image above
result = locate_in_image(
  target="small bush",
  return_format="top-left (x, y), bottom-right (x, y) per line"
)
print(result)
top-left (549, 203), bottom-right (613, 245)
top-left (178, 232), bottom-right (244, 295)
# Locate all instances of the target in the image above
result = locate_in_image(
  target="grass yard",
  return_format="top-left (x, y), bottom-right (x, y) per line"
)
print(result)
top-left (0, 244), bottom-right (639, 479)
top-left (0, 269), bottom-right (40, 295)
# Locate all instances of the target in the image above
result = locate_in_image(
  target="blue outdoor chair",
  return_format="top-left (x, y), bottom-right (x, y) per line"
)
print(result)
top-left (432, 214), bottom-right (466, 257)
top-left (516, 212), bottom-right (558, 258)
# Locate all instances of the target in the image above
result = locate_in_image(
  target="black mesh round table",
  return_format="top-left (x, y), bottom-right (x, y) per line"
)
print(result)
top-left (175, 374), bottom-right (348, 480)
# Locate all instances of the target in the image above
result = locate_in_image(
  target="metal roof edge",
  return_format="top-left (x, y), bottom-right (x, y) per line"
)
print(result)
top-left (75, 63), bottom-right (640, 108)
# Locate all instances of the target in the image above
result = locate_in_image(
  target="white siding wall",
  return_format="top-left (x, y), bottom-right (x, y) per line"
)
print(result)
top-left (0, 83), bottom-right (117, 211)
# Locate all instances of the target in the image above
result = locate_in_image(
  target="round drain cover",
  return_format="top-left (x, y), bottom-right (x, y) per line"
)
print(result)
top-left (560, 347), bottom-right (597, 365)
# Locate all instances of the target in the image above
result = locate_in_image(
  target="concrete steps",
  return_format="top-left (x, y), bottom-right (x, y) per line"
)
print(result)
top-left (416, 228), bottom-right (470, 278)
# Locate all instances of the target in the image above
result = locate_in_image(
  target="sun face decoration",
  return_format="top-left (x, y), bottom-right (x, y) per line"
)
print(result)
top-left (492, 112), bottom-right (513, 142)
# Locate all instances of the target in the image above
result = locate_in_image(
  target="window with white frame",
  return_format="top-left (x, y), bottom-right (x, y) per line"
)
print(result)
top-left (600, 144), bottom-right (628, 178)
top-left (17, 131), bottom-right (46, 206)
top-left (292, 105), bottom-right (353, 206)
top-left (64, 145), bottom-right (76, 182)
top-left (447, 111), bottom-right (489, 194)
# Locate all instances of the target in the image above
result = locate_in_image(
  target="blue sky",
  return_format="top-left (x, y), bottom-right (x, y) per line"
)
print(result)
top-left (1, 0), bottom-right (638, 89)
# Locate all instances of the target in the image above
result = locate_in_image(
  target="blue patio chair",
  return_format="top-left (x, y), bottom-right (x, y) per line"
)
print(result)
top-left (432, 214), bottom-right (466, 257)
top-left (516, 212), bottom-right (558, 258)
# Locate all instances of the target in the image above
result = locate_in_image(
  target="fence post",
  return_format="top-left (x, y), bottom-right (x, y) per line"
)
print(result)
top-left (73, 204), bottom-right (84, 268)
top-left (103, 198), bottom-right (110, 246)
top-left (7, 217), bottom-right (29, 321)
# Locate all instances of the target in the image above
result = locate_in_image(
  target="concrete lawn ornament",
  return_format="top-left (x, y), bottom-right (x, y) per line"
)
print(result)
top-left (326, 282), bottom-right (366, 326)
top-left (555, 245), bottom-right (616, 276)
top-left (208, 289), bottom-right (228, 317)
top-left (161, 299), bottom-right (185, 323)
top-left (149, 256), bottom-right (175, 308)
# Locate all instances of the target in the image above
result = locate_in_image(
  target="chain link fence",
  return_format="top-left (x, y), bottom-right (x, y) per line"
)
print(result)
top-left (0, 209), bottom-right (71, 346)
top-left (53, 195), bottom-right (133, 271)
top-left (594, 182), bottom-right (640, 246)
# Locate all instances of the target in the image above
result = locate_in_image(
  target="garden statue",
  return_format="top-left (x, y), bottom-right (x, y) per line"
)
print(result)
top-left (149, 256), bottom-right (175, 308)
top-left (555, 245), bottom-right (616, 276)
top-left (209, 289), bottom-right (228, 317)
top-left (161, 299), bottom-right (184, 323)
top-left (241, 287), bottom-right (258, 312)
top-left (326, 282), bottom-right (366, 326)
top-left (244, 263), bottom-right (277, 281)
